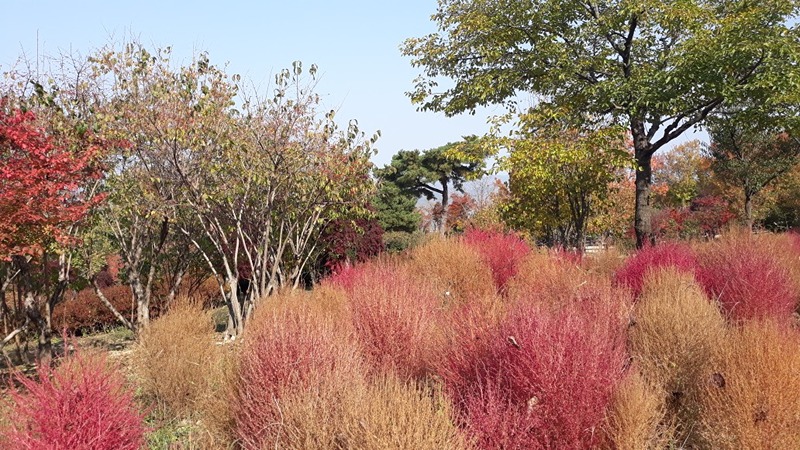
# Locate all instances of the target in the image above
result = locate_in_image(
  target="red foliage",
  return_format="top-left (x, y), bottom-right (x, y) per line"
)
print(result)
top-left (53, 286), bottom-right (136, 333)
top-left (4, 348), bottom-right (145, 450)
top-left (446, 193), bottom-right (477, 232)
top-left (613, 242), bottom-right (699, 297)
top-left (0, 104), bottom-right (105, 258)
top-left (440, 286), bottom-right (627, 449)
top-left (462, 228), bottom-right (531, 294)
top-left (653, 196), bottom-right (736, 240)
top-left (345, 262), bottom-right (441, 379)
top-left (697, 238), bottom-right (798, 323)
top-left (319, 214), bottom-right (384, 272)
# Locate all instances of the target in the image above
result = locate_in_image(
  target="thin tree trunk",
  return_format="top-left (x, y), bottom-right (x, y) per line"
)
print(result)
top-left (93, 280), bottom-right (134, 330)
top-left (744, 189), bottom-right (754, 232)
top-left (440, 179), bottom-right (449, 234)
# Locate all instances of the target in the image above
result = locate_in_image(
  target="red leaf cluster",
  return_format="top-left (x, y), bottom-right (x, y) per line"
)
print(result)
top-left (440, 286), bottom-right (627, 449)
top-left (4, 349), bottom-right (145, 450)
top-left (0, 105), bottom-right (105, 258)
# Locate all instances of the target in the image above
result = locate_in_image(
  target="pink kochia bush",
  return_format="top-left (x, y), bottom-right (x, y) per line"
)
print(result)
top-left (463, 228), bottom-right (531, 293)
top-left (5, 350), bottom-right (145, 450)
top-left (440, 284), bottom-right (629, 449)
top-left (614, 242), bottom-right (698, 297)
top-left (697, 237), bottom-right (798, 323)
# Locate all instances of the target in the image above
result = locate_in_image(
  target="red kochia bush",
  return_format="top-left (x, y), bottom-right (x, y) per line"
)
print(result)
top-left (462, 228), bottom-right (531, 293)
top-left (346, 261), bottom-right (441, 380)
top-left (5, 350), bottom-right (145, 450)
top-left (697, 237), bottom-right (798, 323)
top-left (233, 304), bottom-right (361, 449)
top-left (441, 285), bottom-right (628, 449)
top-left (613, 242), bottom-right (698, 297)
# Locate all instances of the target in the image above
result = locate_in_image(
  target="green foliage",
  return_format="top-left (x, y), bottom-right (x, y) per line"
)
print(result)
top-left (501, 125), bottom-right (631, 249)
top-left (373, 181), bottom-right (421, 233)
top-left (383, 231), bottom-right (426, 253)
top-left (404, 0), bottom-right (800, 245)
top-left (707, 115), bottom-right (800, 219)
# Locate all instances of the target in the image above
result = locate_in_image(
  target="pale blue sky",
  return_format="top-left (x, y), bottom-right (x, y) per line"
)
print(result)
top-left (0, 0), bottom-right (504, 166)
top-left (1, 1), bottom-right (705, 168)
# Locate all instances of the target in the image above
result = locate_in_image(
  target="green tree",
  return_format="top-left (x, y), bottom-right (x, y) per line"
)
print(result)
top-left (707, 116), bottom-right (800, 230)
top-left (501, 125), bottom-right (630, 251)
top-left (373, 180), bottom-right (420, 233)
top-left (378, 137), bottom-right (487, 232)
top-left (403, 0), bottom-right (800, 247)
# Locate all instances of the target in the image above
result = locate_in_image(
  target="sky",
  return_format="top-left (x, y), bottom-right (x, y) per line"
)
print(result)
top-left (0, 0), bottom-right (505, 167)
top-left (0, 1), bottom-right (705, 168)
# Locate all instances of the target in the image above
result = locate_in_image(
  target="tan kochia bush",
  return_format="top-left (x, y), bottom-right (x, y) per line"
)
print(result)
top-left (279, 375), bottom-right (473, 450)
top-left (505, 251), bottom-right (597, 312)
top-left (409, 237), bottom-right (495, 301)
top-left (629, 268), bottom-right (726, 443)
top-left (631, 268), bottom-right (726, 391)
top-left (133, 299), bottom-right (219, 417)
top-left (697, 320), bottom-right (800, 449)
top-left (603, 370), bottom-right (675, 450)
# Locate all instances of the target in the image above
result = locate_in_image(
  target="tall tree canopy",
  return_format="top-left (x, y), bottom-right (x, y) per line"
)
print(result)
top-left (403, 0), bottom-right (800, 246)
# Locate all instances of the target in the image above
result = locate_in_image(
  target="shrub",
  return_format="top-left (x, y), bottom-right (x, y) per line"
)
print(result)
top-left (346, 261), bottom-right (443, 380)
top-left (505, 251), bottom-right (596, 312)
top-left (409, 236), bottom-right (496, 301)
top-left (233, 294), bottom-right (363, 449)
top-left (696, 233), bottom-right (799, 323)
top-left (133, 299), bottom-right (218, 417)
top-left (696, 320), bottom-right (800, 449)
top-left (276, 375), bottom-right (473, 449)
top-left (53, 285), bottom-right (135, 333)
top-left (582, 246), bottom-right (628, 278)
top-left (628, 268), bottom-right (726, 444)
top-left (441, 284), bottom-right (628, 449)
top-left (462, 228), bottom-right (530, 293)
top-left (383, 230), bottom-right (425, 253)
top-left (613, 242), bottom-right (698, 298)
top-left (5, 349), bottom-right (145, 450)
top-left (602, 370), bottom-right (674, 450)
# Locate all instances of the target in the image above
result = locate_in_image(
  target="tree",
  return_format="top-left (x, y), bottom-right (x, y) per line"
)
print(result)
top-left (652, 140), bottom-right (713, 208)
top-left (403, 0), bottom-right (800, 247)
top-left (378, 137), bottom-right (487, 233)
top-left (0, 102), bottom-right (104, 360)
top-left (501, 125), bottom-right (630, 251)
top-left (707, 118), bottom-right (800, 230)
top-left (373, 179), bottom-right (421, 233)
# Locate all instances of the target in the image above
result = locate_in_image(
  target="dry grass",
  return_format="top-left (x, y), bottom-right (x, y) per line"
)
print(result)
top-left (696, 320), bottom-right (800, 449)
top-left (408, 236), bottom-right (496, 301)
top-left (602, 370), bottom-right (675, 450)
top-left (133, 299), bottom-right (219, 418)
top-left (629, 268), bottom-right (726, 444)
top-left (277, 375), bottom-right (473, 450)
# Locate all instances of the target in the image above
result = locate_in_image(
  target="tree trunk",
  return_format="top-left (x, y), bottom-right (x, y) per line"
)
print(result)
top-left (631, 118), bottom-right (655, 248)
top-left (440, 179), bottom-right (449, 234)
top-left (93, 280), bottom-right (134, 330)
top-left (744, 189), bottom-right (754, 232)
